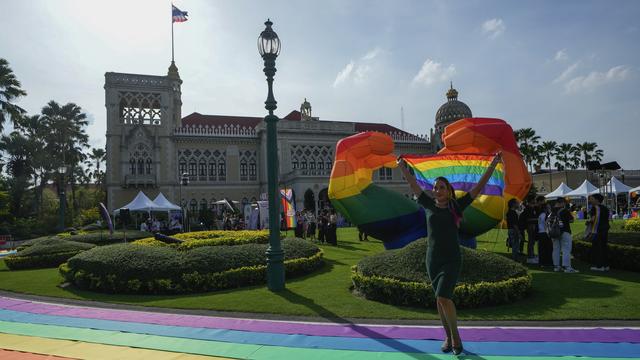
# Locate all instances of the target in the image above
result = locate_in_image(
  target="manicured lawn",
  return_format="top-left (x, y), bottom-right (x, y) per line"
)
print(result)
top-left (1, 221), bottom-right (639, 320)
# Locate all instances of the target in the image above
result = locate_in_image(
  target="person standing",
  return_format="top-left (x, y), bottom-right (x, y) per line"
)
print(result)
top-left (588, 194), bottom-right (610, 271)
top-left (328, 209), bottom-right (338, 245)
top-left (399, 152), bottom-right (502, 356)
top-left (506, 199), bottom-right (522, 262)
top-left (536, 196), bottom-right (553, 267)
top-left (550, 198), bottom-right (579, 273)
top-left (317, 210), bottom-right (327, 243)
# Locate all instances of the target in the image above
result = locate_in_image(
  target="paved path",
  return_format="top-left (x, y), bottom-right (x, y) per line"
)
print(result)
top-left (0, 292), bottom-right (638, 359)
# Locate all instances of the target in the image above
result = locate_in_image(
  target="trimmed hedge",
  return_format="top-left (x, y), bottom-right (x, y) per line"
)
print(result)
top-left (133, 230), bottom-right (274, 250)
top-left (572, 231), bottom-right (640, 272)
top-left (60, 238), bottom-right (323, 294)
top-left (5, 239), bottom-right (96, 270)
top-left (352, 239), bottom-right (531, 308)
top-left (19, 230), bottom-right (151, 250)
top-left (623, 218), bottom-right (640, 232)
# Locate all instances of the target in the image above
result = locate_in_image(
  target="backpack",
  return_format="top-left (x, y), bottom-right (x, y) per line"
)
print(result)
top-left (546, 210), bottom-right (564, 238)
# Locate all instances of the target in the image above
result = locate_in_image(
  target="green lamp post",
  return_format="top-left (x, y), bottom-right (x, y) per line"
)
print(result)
top-left (258, 19), bottom-right (284, 291)
top-left (58, 164), bottom-right (67, 232)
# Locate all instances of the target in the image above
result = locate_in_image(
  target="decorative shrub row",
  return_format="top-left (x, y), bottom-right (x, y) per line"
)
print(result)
top-left (623, 218), bottom-right (640, 232)
top-left (59, 238), bottom-right (323, 294)
top-left (351, 268), bottom-right (532, 309)
top-left (572, 232), bottom-right (640, 272)
top-left (133, 230), bottom-right (275, 250)
top-left (5, 239), bottom-right (96, 270)
top-left (352, 239), bottom-right (531, 308)
top-left (19, 230), bottom-right (151, 250)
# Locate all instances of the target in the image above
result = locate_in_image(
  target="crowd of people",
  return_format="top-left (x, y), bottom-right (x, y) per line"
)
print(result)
top-left (139, 216), bottom-right (183, 235)
top-left (506, 194), bottom-right (611, 273)
top-left (292, 209), bottom-right (339, 245)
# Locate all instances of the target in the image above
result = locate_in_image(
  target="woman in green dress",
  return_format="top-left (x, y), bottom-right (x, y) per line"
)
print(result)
top-left (399, 153), bottom-right (502, 355)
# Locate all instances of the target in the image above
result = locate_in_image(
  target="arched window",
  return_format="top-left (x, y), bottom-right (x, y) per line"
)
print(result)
top-left (209, 198), bottom-right (217, 209)
top-left (208, 161), bottom-right (217, 181)
top-left (199, 198), bottom-right (208, 211)
top-left (129, 158), bottom-right (136, 175)
top-left (218, 160), bottom-right (226, 181)
top-left (137, 159), bottom-right (144, 175)
top-left (179, 158), bottom-right (187, 176)
top-left (240, 159), bottom-right (248, 181)
top-left (249, 160), bottom-right (257, 181)
top-left (188, 159), bottom-right (197, 179)
top-left (145, 158), bottom-right (152, 174)
top-left (199, 159), bottom-right (207, 180)
top-left (301, 157), bottom-right (308, 169)
top-left (189, 199), bottom-right (198, 213)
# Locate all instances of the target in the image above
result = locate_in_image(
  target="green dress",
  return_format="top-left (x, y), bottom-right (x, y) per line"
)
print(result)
top-left (418, 192), bottom-right (473, 299)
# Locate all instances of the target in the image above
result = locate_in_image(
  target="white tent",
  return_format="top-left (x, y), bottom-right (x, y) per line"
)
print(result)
top-left (153, 192), bottom-right (182, 211)
top-left (601, 176), bottom-right (632, 194)
top-left (544, 182), bottom-right (574, 199)
top-left (563, 180), bottom-right (600, 198)
top-left (630, 185), bottom-right (640, 194)
top-left (113, 191), bottom-right (162, 214)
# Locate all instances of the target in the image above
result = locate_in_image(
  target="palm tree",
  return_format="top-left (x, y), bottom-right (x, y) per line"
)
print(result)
top-left (575, 142), bottom-right (604, 169)
top-left (15, 114), bottom-right (50, 214)
top-left (554, 143), bottom-right (578, 170)
top-left (538, 141), bottom-right (557, 189)
top-left (514, 128), bottom-right (541, 172)
top-left (0, 131), bottom-right (35, 216)
top-left (41, 101), bottom-right (89, 222)
top-left (88, 147), bottom-right (106, 185)
top-left (0, 58), bottom-right (27, 132)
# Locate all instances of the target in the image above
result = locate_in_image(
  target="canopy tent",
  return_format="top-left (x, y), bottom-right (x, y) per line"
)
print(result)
top-left (113, 191), bottom-right (162, 215)
top-left (215, 199), bottom-right (241, 213)
top-left (600, 176), bottom-right (633, 194)
top-left (544, 182), bottom-right (574, 199)
top-left (563, 180), bottom-right (599, 198)
top-left (153, 192), bottom-right (182, 211)
top-left (630, 185), bottom-right (640, 194)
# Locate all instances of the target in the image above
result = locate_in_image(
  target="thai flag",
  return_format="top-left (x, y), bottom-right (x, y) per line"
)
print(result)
top-left (172, 5), bottom-right (188, 23)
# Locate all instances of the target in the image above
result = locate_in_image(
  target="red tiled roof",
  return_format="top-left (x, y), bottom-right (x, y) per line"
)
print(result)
top-left (181, 112), bottom-right (262, 128)
top-left (181, 111), bottom-right (413, 136)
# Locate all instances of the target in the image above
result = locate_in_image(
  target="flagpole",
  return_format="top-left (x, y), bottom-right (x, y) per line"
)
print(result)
top-left (171, 16), bottom-right (175, 63)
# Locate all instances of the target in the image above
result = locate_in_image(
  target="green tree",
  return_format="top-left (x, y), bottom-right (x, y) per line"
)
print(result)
top-left (88, 147), bottom-right (106, 185)
top-left (0, 58), bottom-right (27, 132)
top-left (41, 101), bottom-right (90, 223)
top-left (0, 131), bottom-right (35, 216)
top-left (514, 128), bottom-right (541, 172)
top-left (575, 142), bottom-right (604, 169)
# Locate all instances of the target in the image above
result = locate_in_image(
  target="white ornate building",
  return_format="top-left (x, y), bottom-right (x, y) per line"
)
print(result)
top-left (105, 64), bottom-right (469, 221)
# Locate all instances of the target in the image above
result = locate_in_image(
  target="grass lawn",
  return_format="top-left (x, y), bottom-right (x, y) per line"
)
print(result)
top-left (1, 221), bottom-right (639, 321)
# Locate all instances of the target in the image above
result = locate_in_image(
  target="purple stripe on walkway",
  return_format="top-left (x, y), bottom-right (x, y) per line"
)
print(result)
top-left (1, 296), bottom-right (638, 343)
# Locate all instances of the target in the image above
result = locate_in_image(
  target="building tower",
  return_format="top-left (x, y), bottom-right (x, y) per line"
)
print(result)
top-left (433, 83), bottom-right (472, 151)
top-left (104, 63), bottom-right (183, 211)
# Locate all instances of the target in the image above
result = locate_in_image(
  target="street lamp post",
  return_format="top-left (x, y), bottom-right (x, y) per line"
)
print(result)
top-left (179, 172), bottom-right (189, 232)
top-left (58, 165), bottom-right (68, 232)
top-left (258, 19), bottom-right (284, 291)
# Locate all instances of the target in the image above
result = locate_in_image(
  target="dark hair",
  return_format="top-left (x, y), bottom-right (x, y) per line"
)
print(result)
top-left (556, 197), bottom-right (566, 204)
top-left (434, 176), bottom-right (463, 227)
top-left (535, 195), bottom-right (546, 203)
top-left (508, 198), bottom-right (519, 209)
top-left (591, 193), bottom-right (604, 203)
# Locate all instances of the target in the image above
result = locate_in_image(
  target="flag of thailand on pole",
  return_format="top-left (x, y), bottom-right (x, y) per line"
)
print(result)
top-left (172, 5), bottom-right (188, 23)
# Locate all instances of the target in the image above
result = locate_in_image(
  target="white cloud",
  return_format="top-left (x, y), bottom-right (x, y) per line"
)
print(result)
top-left (333, 61), bottom-right (354, 87)
top-left (553, 62), bottom-right (580, 84)
top-left (411, 59), bottom-right (456, 86)
top-left (362, 47), bottom-right (382, 61)
top-left (482, 18), bottom-right (505, 39)
top-left (332, 47), bottom-right (383, 87)
top-left (564, 65), bottom-right (631, 93)
top-left (554, 49), bottom-right (568, 62)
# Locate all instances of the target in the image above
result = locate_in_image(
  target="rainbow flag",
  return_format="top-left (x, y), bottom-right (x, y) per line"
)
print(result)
top-left (280, 188), bottom-right (296, 229)
top-left (401, 153), bottom-right (506, 236)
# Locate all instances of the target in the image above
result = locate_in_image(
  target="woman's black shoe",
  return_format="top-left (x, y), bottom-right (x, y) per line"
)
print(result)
top-left (440, 340), bottom-right (452, 353)
top-left (452, 345), bottom-right (464, 355)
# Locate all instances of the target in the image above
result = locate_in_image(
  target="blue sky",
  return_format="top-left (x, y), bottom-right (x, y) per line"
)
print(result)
top-left (2, 0), bottom-right (639, 168)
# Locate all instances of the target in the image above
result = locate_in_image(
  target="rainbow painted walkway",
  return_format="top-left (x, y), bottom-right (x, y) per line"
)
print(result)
top-left (0, 295), bottom-right (638, 359)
